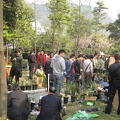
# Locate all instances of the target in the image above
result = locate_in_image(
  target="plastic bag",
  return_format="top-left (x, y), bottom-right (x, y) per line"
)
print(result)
top-left (67, 111), bottom-right (99, 120)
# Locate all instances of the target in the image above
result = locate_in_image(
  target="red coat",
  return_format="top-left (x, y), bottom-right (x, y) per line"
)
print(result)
top-left (37, 54), bottom-right (47, 66)
top-left (6, 71), bottom-right (9, 78)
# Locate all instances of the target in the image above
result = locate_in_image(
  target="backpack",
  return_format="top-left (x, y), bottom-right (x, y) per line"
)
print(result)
top-left (74, 60), bottom-right (80, 74)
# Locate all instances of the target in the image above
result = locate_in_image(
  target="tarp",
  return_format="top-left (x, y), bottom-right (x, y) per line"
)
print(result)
top-left (67, 111), bottom-right (99, 120)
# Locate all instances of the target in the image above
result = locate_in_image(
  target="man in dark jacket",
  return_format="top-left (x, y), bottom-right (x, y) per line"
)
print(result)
top-left (10, 49), bottom-right (23, 83)
top-left (104, 54), bottom-right (120, 115)
top-left (74, 54), bottom-right (83, 81)
top-left (36, 86), bottom-right (62, 120)
top-left (45, 55), bottom-right (53, 90)
top-left (65, 54), bottom-right (76, 82)
top-left (28, 50), bottom-right (36, 79)
top-left (7, 84), bottom-right (30, 120)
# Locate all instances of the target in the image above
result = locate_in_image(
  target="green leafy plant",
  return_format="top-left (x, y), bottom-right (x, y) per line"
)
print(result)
top-left (87, 89), bottom-right (94, 97)
top-left (36, 72), bottom-right (46, 78)
top-left (103, 71), bottom-right (108, 81)
top-left (64, 85), bottom-right (69, 97)
top-left (31, 96), bottom-right (35, 102)
top-left (90, 81), bottom-right (98, 92)
top-left (69, 82), bottom-right (77, 96)
top-left (55, 93), bottom-right (62, 98)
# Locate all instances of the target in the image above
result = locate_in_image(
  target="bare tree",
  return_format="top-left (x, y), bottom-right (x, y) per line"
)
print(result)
top-left (0, 0), bottom-right (7, 119)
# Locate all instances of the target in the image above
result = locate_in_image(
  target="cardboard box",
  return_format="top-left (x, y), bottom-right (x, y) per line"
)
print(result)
top-left (36, 77), bottom-right (43, 88)
top-left (84, 96), bottom-right (97, 106)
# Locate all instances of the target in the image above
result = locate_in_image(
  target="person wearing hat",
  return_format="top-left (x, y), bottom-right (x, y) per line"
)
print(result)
top-left (10, 49), bottom-right (23, 83)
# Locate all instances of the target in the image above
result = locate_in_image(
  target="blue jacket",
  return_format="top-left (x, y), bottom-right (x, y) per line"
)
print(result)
top-left (65, 59), bottom-right (75, 81)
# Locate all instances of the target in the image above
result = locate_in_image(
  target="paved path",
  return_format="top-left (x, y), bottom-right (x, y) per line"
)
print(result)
top-left (26, 89), bottom-right (48, 103)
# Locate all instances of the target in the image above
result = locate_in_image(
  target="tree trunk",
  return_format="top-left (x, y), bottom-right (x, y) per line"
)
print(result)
top-left (0, 0), bottom-right (7, 119)
top-left (51, 0), bottom-right (56, 52)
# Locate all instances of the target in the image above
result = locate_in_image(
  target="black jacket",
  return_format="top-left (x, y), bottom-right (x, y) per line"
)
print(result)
top-left (108, 62), bottom-right (120, 83)
top-left (74, 59), bottom-right (83, 74)
top-left (28, 54), bottom-right (36, 66)
top-left (7, 91), bottom-right (29, 120)
top-left (36, 94), bottom-right (62, 120)
top-left (44, 59), bottom-right (53, 75)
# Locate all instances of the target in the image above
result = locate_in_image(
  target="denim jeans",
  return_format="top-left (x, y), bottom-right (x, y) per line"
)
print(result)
top-left (84, 72), bottom-right (92, 88)
top-left (53, 74), bottom-right (64, 94)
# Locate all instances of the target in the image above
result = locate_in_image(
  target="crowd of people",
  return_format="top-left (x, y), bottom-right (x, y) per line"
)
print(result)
top-left (27, 49), bottom-right (109, 91)
top-left (9, 49), bottom-right (108, 87)
top-left (7, 49), bottom-right (120, 120)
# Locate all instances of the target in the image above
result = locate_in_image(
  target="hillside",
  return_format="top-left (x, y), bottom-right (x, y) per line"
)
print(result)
top-left (26, 2), bottom-right (113, 27)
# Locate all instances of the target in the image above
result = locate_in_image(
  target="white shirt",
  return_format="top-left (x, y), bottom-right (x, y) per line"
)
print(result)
top-left (83, 59), bottom-right (93, 75)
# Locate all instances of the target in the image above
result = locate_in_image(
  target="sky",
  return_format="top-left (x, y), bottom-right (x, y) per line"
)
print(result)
top-left (25, 0), bottom-right (120, 21)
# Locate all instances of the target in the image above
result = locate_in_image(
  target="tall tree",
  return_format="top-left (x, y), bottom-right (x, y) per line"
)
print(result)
top-left (13, 0), bottom-right (35, 51)
top-left (0, 0), bottom-right (7, 119)
top-left (68, 6), bottom-right (92, 55)
top-left (3, 0), bottom-right (35, 51)
top-left (49, 0), bottom-right (71, 51)
top-left (107, 14), bottom-right (120, 41)
top-left (92, 0), bottom-right (107, 33)
top-left (106, 14), bottom-right (120, 54)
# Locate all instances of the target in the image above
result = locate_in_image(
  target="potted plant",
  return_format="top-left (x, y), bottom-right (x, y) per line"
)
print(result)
top-left (63, 87), bottom-right (69, 104)
top-left (32, 81), bottom-right (38, 90)
top-left (85, 82), bottom-right (98, 102)
top-left (103, 72), bottom-right (108, 81)
top-left (26, 81), bottom-right (31, 90)
top-left (87, 89), bottom-right (94, 97)
top-left (20, 80), bottom-right (25, 91)
top-left (34, 83), bottom-right (38, 90)
top-left (30, 96), bottom-right (36, 110)
top-left (36, 71), bottom-right (46, 88)
top-left (55, 87), bottom-right (62, 99)
top-left (56, 93), bottom-right (62, 98)
top-left (69, 83), bottom-right (77, 102)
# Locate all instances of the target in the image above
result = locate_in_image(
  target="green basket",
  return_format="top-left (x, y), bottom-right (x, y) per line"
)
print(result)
top-left (84, 100), bottom-right (96, 106)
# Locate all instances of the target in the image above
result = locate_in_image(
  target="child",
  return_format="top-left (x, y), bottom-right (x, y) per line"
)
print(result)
top-left (36, 65), bottom-right (44, 75)
top-left (36, 65), bottom-right (46, 88)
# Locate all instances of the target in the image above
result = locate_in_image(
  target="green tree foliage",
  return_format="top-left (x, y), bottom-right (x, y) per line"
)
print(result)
top-left (68, 7), bottom-right (92, 39)
top-left (92, 1), bottom-right (108, 32)
top-left (90, 34), bottom-right (112, 54)
top-left (3, 0), bottom-right (35, 51)
top-left (49, 0), bottom-right (72, 51)
top-left (105, 14), bottom-right (120, 54)
top-left (107, 14), bottom-right (120, 41)
top-left (68, 6), bottom-right (93, 55)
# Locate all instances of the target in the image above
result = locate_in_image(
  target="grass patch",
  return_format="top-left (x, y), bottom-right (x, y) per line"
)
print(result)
top-left (28, 100), bottom-right (120, 120)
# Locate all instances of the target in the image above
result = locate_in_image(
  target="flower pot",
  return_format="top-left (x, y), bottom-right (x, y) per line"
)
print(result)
top-left (63, 96), bottom-right (69, 104)
top-left (34, 85), bottom-right (37, 90)
top-left (71, 95), bottom-right (76, 102)
top-left (26, 86), bottom-right (29, 90)
top-left (20, 86), bottom-right (25, 91)
top-left (28, 85), bottom-right (32, 90)
top-left (7, 85), bottom-right (12, 91)
top-left (93, 91), bottom-right (99, 98)
top-left (26, 85), bottom-right (31, 90)
top-left (30, 102), bottom-right (35, 110)
top-left (32, 85), bottom-right (35, 90)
